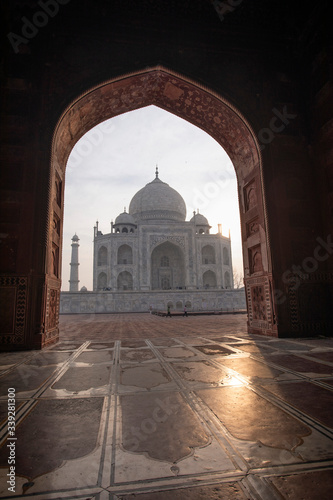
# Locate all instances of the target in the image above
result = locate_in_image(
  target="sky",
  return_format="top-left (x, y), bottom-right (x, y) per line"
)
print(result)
top-left (61, 105), bottom-right (243, 290)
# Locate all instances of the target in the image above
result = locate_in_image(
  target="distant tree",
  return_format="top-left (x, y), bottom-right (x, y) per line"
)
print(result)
top-left (233, 269), bottom-right (244, 289)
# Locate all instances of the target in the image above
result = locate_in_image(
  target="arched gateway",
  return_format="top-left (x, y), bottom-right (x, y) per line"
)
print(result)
top-left (1, 65), bottom-right (277, 350)
top-left (47, 66), bottom-right (276, 346)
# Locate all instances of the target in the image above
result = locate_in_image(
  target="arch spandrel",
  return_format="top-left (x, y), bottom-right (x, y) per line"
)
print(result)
top-left (52, 68), bottom-right (260, 180)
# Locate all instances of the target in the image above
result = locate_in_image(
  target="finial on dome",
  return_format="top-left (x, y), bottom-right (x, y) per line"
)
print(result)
top-left (124, 206), bottom-right (126, 213)
top-left (155, 164), bottom-right (159, 179)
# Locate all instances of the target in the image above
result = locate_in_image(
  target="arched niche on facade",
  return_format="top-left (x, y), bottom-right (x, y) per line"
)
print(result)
top-left (117, 244), bottom-right (133, 265)
top-left (203, 270), bottom-right (217, 288)
top-left (98, 246), bottom-right (107, 266)
top-left (117, 271), bottom-right (133, 290)
top-left (97, 272), bottom-right (107, 290)
top-left (151, 241), bottom-right (185, 290)
top-left (224, 271), bottom-right (231, 288)
top-left (223, 247), bottom-right (230, 266)
top-left (48, 65), bottom-right (276, 344)
top-left (202, 245), bottom-right (216, 265)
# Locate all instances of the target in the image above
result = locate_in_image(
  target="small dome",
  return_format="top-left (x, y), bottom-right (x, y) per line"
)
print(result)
top-left (80, 286), bottom-right (88, 292)
top-left (114, 212), bottom-right (136, 225)
top-left (190, 212), bottom-right (209, 225)
top-left (129, 172), bottom-right (186, 223)
top-left (72, 233), bottom-right (79, 242)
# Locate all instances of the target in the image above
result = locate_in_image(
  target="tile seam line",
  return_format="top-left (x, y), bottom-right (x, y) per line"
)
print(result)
top-left (107, 470), bottom-right (249, 494)
top-left (250, 459), bottom-right (333, 477)
top-left (248, 383), bottom-right (333, 440)
top-left (175, 354), bottom-right (333, 440)
top-left (0, 341), bottom-right (91, 443)
top-left (207, 355), bottom-right (333, 437)
top-left (32, 341), bottom-right (91, 398)
top-left (110, 340), bottom-right (121, 486)
top-left (145, 339), bottom-right (248, 472)
top-left (0, 350), bottom-right (43, 377)
top-left (233, 351), bottom-right (333, 384)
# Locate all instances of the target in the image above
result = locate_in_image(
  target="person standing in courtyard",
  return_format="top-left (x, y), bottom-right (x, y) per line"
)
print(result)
top-left (183, 305), bottom-right (188, 317)
top-left (166, 305), bottom-right (172, 317)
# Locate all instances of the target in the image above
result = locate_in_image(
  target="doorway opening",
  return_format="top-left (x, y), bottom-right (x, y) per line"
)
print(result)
top-left (48, 66), bottom-right (276, 346)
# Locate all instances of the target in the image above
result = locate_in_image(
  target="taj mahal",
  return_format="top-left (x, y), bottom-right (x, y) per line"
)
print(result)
top-left (60, 168), bottom-right (246, 314)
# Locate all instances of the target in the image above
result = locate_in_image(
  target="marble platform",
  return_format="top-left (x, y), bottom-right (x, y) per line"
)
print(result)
top-left (0, 313), bottom-right (332, 499)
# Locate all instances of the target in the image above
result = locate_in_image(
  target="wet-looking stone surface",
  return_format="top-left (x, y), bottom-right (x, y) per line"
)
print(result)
top-left (0, 313), bottom-right (332, 498)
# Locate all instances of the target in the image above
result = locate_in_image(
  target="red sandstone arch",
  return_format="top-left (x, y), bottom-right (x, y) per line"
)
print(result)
top-left (47, 66), bottom-right (276, 345)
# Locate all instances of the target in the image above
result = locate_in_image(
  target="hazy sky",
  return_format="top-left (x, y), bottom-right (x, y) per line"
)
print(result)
top-left (61, 105), bottom-right (243, 290)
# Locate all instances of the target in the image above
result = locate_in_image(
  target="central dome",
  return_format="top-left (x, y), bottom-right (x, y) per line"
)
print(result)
top-left (129, 172), bottom-right (186, 223)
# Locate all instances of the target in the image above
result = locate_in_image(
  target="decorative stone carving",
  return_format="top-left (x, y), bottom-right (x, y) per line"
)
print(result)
top-left (55, 173), bottom-right (62, 207)
top-left (53, 213), bottom-right (61, 236)
top-left (245, 182), bottom-right (257, 211)
top-left (246, 218), bottom-right (259, 237)
top-left (251, 285), bottom-right (267, 321)
top-left (52, 243), bottom-right (59, 278)
top-left (47, 288), bottom-right (58, 330)
top-left (249, 245), bottom-right (263, 274)
top-left (0, 277), bottom-right (27, 345)
top-left (150, 235), bottom-right (185, 250)
top-left (163, 81), bottom-right (185, 100)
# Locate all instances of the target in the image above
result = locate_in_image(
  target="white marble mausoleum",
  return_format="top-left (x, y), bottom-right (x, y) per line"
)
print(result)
top-left (60, 169), bottom-right (246, 313)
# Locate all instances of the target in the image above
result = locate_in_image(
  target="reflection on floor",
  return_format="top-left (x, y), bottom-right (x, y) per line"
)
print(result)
top-left (0, 313), bottom-right (333, 499)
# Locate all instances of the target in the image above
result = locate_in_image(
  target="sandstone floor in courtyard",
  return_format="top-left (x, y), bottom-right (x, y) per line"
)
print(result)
top-left (0, 313), bottom-right (333, 499)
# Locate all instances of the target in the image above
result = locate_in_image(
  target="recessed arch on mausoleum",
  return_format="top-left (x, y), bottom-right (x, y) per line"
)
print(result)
top-left (117, 245), bottom-right (133, 265)
top-left (151, 241), bottom-right (185, 290)
top-left (98, 246), bottom-right (107, 266)
top-left (117, 271), bottom-right (133, 291)
top-left (203, 270), bottom-right (217, 289)
top-left (97, 272), bottom-right (107, 290)
top-left (202, 245), bottom-right (216, 265)
top-left (223, 247), bottom-right (230, 266)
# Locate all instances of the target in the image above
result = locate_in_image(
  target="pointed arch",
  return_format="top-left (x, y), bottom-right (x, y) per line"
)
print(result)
top-left (202, 245), bottom-right (216, 265)
top-left (98, 246), bottom-right (107, 266)
top-left (47, 65), bottom-right (276, 342)
top-left (117, 244), bottom-right (133, 265)
top-left (117, 271), bottom-right (133, 290)
top-left (203, 270), bottom-right (217, 288)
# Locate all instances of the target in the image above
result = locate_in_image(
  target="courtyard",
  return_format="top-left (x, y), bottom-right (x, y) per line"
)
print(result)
top-left (0, 313), bottom-right (332, 499)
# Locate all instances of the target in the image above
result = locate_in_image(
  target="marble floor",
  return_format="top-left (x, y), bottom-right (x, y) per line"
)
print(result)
top-left (0, 313), bottom-right (333, 499)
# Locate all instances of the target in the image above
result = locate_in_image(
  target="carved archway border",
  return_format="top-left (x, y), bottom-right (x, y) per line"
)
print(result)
top-left (52, 66), bottom-right (263, 177)
top-left (150, 235), bottom-right (186, 252)
top-left (46, 65), bottom-right (276, 344)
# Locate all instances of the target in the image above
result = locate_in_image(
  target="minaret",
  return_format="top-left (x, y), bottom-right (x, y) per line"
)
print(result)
top-left (69, 234), bottom-right (80, 291)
